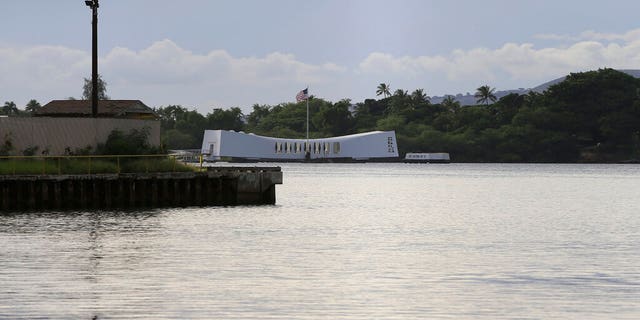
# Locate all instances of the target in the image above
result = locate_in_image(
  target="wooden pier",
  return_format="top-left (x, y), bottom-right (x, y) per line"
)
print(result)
top-left (0, 167), bottom-right (282, 211)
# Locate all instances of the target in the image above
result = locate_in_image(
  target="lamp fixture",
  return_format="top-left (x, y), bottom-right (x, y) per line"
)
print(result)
top-left (85, 0), bottom-right (98, 9)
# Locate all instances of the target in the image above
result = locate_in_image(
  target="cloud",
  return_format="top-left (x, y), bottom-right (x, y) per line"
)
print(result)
top-left (534, 33), bottom-right (577, 41)
top-left (358, 32), bottom-right (640, 86)
top-left (579, 29), bottom-right (640, 42)
top-left (0, 45), bottom-right (94, 109)
top-left (358, 52), bottom-right (448, 77)
top-left (4, 29), bottom-right (640, 113)
top-left (0, 45), bottom-right (88, 90)
top-left (102, 39), bottom-right (346, 87)
top-left (535, 28), bottom-right (640, 43)
top-left (0, 40), bottom-right (347, 112)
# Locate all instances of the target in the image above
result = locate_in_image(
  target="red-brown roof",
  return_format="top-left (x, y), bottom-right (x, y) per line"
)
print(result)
top-left (35, 100), bottom-right (157, 119)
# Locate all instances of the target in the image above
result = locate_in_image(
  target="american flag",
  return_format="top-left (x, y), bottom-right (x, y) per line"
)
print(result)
top-left (296, 88), bottom-right (309, 102)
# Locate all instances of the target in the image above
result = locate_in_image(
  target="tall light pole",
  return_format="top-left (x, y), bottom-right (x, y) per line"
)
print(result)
top-left (85, 0), bottom-right (99, 117)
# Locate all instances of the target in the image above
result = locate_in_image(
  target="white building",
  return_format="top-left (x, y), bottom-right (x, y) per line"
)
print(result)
top-left (201, 130), bottom-right (398, 162)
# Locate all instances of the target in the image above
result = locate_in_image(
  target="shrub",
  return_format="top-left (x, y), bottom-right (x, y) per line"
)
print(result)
top-left (0, 133), bottom-right (13, 156)
top-left (22, 146), bottom-right (39, 156)
top-left (96, 127), bottom-right (162, 155)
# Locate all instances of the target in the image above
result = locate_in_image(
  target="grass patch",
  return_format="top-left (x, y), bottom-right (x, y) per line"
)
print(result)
top-left (119, 158), bottom-right (195, 173)
top-left (59, 158), bottom-right (118, 174)
top-left (0, 157), bottom-right (197, 175)
top-left (0, 159), bottom-right (56, 175)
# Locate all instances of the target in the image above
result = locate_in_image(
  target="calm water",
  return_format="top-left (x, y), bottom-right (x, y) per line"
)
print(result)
top-left (1, 163), bottom-right (639, 319)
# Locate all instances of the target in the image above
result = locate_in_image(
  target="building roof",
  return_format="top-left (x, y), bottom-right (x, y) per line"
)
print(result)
top-left (35, 100), bottom-right (157, 119)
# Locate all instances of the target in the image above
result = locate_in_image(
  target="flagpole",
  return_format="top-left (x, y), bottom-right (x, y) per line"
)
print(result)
top-left (306, 87), bottom-right (310, 159)
top-left (306, 95), bottom-right (309, 143)
top-left (297, 86), bottom-right (310, 161)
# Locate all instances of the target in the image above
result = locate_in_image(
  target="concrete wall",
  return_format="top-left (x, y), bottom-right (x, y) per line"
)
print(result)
top-left (0, 117), bottom-right (160, 155)
top-left (0, 168), bottom-right (283, 210)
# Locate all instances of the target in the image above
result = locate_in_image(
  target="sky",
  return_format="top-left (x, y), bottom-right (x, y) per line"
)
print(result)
top-left (2, 0), bottom-right (640, 114)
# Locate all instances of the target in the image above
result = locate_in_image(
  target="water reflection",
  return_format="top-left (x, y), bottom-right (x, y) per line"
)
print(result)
top-left (0, 210), bottom-right (168, 319)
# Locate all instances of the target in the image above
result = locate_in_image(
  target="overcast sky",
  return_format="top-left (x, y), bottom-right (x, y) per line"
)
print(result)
top-left (2, 0), bottom-right (640, 114)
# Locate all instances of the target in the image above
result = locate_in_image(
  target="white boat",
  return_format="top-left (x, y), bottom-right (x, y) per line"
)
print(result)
top-left (404, 152), bottom-right (450, 163)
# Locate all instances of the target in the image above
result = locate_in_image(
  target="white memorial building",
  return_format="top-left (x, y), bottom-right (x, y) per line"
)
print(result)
top-left (201, 130), bottom-right (399, 162)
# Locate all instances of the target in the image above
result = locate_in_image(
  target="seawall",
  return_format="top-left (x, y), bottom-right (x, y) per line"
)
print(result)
top-left (0, 167), bottom-right (282, 211)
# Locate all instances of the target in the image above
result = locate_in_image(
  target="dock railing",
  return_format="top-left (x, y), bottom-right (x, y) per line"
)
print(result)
top-left (0, 154), bottom-right (204, 175)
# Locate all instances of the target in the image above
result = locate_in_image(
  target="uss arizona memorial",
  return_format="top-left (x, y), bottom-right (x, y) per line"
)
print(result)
top-left (201, 130), bottom-right (399, 162)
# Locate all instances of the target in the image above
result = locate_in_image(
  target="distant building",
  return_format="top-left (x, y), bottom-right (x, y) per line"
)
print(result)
top-left (0, 100), bottom-right (159, 155)
top-left (201, 130), bottom-right (399, 162)
top-left (35, 100), bottom-right (157, 120)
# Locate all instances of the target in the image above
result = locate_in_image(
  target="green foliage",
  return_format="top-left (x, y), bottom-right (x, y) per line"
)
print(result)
top-left (65, 145), bottom-right (94, 156)
top-left (155, 105), bottom-right (188, 130)
top-left (376, 83), bottom-right (391, 98)
top-left (82, 74), bottom-right (109, 100)
top-left (97, 127), bottom-right (160, 155)
top-left (312, 99), bottom-right (355, 136)
top-left (22, 146), bottom-right (39, 156)
top-left (545, 68), bottom-right (640, 155)
top-left (207, 107), bottom-right (244, 131)
top-left (250, 100), bottom-right (324, 137)
top-left (149, 68), bottom-right (640, 162)
top-left (411, 89), bottom-right (429, 104)
top-left (0, 157), bottom-right (195, 175)
top-left (157, 105), bottom-right (245, 149)
top-left (388, 90), bottom-right (412, 115)
top-left (475, 85), bottom-right (497, 105)
top-left (1, 101), bottom-right (19, 116)
top-left (120, 158), bottom-right (194, 173)
top-left (163, 129), bottom-right (197, 150)
top-left (0, 159), bottom-right (54, 175)
top-left (0, 133), bottom-right (13, 156)
top-left (376, 115), bottom-right (406, 131)
top-left (58, 158), bottom-right (117, 174)
top-left (175, 110), bottom-right (207, 143)
top-left (25, 99), bottom-right (41, 114)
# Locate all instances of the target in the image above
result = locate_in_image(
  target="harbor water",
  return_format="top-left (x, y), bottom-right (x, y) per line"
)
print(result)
top-left (1, 163), bottom-right (639, 319)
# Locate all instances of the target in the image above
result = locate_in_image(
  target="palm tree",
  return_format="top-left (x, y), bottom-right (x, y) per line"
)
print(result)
top-left (376, 83), bottom-right (391, 99)
top-left (410, 89), bottom-right (428, 103)
top-left (1, 101), bottom-right (18, 115)
top-left (442, 95), bottom-right (460, 112)
top-left (393, 89), bottom-right (408, 98)
top-left (25, 99), bottom-right (41, 114)
top-left (475, 85), bottom-right (497, 106)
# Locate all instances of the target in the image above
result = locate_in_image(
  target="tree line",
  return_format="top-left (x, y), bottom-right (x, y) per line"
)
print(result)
top-left (4, 69), bottom-right (640, 162)
top-left (156, 69), bottom-right (640, 162)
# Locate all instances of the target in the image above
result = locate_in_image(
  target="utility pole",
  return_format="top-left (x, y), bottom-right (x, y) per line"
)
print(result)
top-left (85, 0), bottom-right (99, 117)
